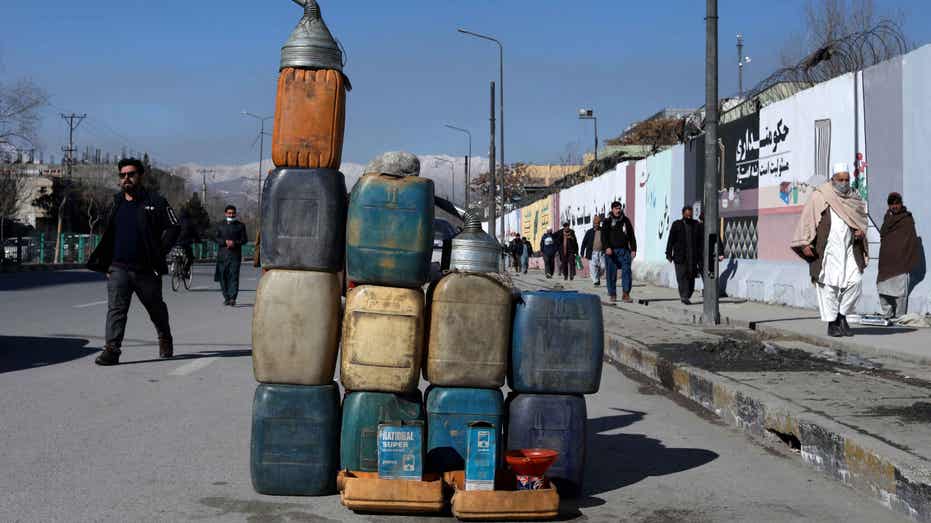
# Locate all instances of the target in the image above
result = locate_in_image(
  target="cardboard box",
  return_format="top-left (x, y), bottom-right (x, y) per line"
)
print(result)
top-left (465, 422), bottom-right (496, 491)
top-left (378, 421), bottom-right (423, 481)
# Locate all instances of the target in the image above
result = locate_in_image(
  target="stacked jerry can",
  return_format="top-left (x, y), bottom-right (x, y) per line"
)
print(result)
top-left (338, 151), bottom-right (441, 513)
top-left (424, 213), bottom-right (510, 477)
top-left (250, 0), bottom-right (348, 497)
top-left (506, 290), bottom-right (604, 498)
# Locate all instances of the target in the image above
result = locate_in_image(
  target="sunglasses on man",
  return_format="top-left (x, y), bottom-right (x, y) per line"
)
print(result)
top-left (118, 170), bottom-right (141, 179)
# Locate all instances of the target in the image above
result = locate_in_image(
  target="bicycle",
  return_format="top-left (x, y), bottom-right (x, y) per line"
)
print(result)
top-left (168, 246), bottom-right (193, 291)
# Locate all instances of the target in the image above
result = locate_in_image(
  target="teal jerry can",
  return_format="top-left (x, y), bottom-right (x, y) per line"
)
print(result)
top-left (340, 391), bottom-right (423, 472)
top-left (346, 173), bottom-right (434, 288)
top-left (377, 421), bottom-right (424, 481)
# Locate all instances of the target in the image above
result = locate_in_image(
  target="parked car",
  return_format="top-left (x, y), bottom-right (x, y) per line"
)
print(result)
top-left (3, 237), bottom-right (37, 262)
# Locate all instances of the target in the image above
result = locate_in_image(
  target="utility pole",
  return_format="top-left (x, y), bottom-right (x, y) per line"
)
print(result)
top-left (198, 168), bottom-right (216, 212)
top-left (55, 113), bottom-right (86, 263)
top-left (444, 124), bottom-right (472, 209)
top-left (737, 33), bottom-right (750, 98)
top-left (488, 81), bottom-right (497, 239)
top-left (703, 0), bottom-right (721, 325)
top-left (579, 109), bottom-right (598, 164)
top-left (242, 111), bottom-right (272, 231)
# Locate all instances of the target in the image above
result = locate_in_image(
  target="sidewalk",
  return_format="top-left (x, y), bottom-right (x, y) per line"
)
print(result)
top-left (510, 268), bottom-right (931, 522)
top-left (518, 265), bottom-right (931, 365)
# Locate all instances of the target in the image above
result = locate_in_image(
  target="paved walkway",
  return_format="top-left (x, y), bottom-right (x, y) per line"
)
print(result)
top-left (512, 266), bottom-right (931, 364)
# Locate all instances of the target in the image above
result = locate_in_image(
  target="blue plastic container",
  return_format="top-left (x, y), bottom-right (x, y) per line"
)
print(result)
top-left (346, 173), bottom-right (435, 288)
top-left (510, 291), bottom-right (604, 394)
top-left (340, 391), bottom-right (423, 472)
top-left (260, 168), bottom-right (347, 272)
top-left (251, 383), bottom-right (340, 496)
top-left (506, 393), bottom-right (587, 498)
top-left (425, 386), bottom-right (504, 472)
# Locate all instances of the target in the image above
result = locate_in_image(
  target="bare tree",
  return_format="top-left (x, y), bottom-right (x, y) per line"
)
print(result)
top-left (0, 79), bottom-right (48, 148)
top-left (79, 177), bottom-right (115, 235)
top-left (780, 0), bottom-right (910, 68)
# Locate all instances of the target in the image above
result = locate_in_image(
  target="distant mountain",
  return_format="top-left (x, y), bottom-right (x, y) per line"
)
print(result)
top-left (173, 155), bottom-right (487, 209)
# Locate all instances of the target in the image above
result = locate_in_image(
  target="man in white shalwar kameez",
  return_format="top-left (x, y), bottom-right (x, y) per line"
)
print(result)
top-left (791, 164), bottom-right (869, 337)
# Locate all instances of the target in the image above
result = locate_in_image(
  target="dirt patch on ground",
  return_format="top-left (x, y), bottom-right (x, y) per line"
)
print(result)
top-left (651, 336), bottom-right (837, 373)
top-left (866, 402), bottom-right (931, 424)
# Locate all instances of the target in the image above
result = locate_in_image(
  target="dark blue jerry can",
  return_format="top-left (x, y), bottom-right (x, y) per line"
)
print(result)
top-left (425, 386), bottom-right (503, 472)
top-left (251, 383), bottom-right (340, 496)
top-left (346, 173), bottom-right (434, 288)
top-left (340, 391), bottom-right (424, 472)
top-left (506, 393), bottom-right (587, 497)
top-left (260, 168), bottom-right (347, 272)
top-left (510, 291), bottom-right (604, 394)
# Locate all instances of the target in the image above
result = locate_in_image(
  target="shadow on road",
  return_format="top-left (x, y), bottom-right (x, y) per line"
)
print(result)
top-left (117, 348), bottom-right (252, 366)
top-left (0, 335), bottom-right (96, 373)
top-left (0, 270), bottom-right (105, 291)
top-left (583, 409), bottom-right (718, 497)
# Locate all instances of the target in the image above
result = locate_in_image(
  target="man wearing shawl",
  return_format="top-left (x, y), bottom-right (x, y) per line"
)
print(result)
top-left (791, 163), bottom-right (869, 337)
top-left (878, 192), bottom-right (920, 318)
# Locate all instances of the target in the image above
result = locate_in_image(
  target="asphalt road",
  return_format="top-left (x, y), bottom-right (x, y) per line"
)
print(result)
top-left (0, 266), bottom-right (901, 522)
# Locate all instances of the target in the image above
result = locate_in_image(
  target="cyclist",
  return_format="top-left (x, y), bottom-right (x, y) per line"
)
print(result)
top-left (175, 209), bottom-right (198, 277)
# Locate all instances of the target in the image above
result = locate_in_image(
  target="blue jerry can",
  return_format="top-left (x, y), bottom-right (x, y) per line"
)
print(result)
top-left (510, 291), bottom-right (604, 394)
top-left (346, 173), bottom-right (434, 288)
top-left (251, 383), bottom-right (340, 496)
top-left (506, 393), bottom-right (587, 498)
top-left (260, 168), bottom-right (347, 272)
top-left (340, 391), bottom-right (423, 472)
top-left (425, 386), bottom-right (503, 472)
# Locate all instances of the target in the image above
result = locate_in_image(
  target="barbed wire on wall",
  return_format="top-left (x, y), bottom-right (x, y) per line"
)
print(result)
top-left (745, 20), bottom-right (909, 100)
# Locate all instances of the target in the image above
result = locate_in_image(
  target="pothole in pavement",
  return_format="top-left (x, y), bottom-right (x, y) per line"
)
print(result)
top-left (651, 336), bottom-right (837, 373)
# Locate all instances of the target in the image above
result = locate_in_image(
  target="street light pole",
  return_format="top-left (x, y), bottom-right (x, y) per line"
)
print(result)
top-left (578, 109), bottom-right (598, 164)
top-left (489, 81), bottom-right (497, 238)
top-left (444, 124), bottom-right (472, 209)
top-left (703, 0), bottom-right (721, 325)
top-left (242, 111), bottom-right (273, 230)
top-left (459, 28), bottom-right (504, 238)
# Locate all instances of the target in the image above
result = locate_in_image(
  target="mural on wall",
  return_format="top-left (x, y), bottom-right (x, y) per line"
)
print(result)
top-left (643, 150), bottom-right (673, 262)
top-left (723, 216), bottom-right (759, 260)
top-left (557, 163), bottom-right (628, 234)
top-left (721, 112), bottom-right (760, 192)
top-left (634, 159), bottom-right (648, 254)
top-left (521, 196), bottom-right (553, 250)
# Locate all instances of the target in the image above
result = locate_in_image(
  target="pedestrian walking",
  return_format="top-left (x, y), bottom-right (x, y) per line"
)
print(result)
top-left (214, 205), bottom-right (248, 306)
top-left (580, 214), bottom-right (605, 286)
top-left (520, 236), bottom-right (532, 274)
top-left (602, 201), bottom-right (637, 303)
top-left (666, 206), bottom-right (703, 304)
top-left (86, 158), bottom-right (180, 366)
top-left (540, 230), bottom-right (558, 279)
top-left (877, 192), bottom-right (920, 318)
top-left (791, 163), bottom-right (868, 337)
top-left (509, 233), bottom-right (523, 272)
top-left (553, 222), bottom-right (579, 281)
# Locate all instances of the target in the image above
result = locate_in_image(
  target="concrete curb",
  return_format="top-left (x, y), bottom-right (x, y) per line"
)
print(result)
top-left (635, 298), bottom-right (931, 365)
top-left (604, 331), bottom-right (931, 522)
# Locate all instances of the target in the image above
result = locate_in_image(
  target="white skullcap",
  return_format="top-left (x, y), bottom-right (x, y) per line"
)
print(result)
top-left (832, 162), bottom-right (850, 175)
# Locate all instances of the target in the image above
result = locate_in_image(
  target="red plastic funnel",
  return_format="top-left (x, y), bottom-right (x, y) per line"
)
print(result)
top-left (505, 449), bottom-right (560, 477)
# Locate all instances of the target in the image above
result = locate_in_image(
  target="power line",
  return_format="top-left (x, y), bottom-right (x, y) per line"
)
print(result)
top-left (60, 113), bottom-right (86, 177)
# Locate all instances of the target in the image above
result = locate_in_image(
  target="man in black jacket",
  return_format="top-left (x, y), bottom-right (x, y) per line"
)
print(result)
top-left (552, 222), bottom-right (579, 281)
top-left (666, 206), bottom-right (703, 304)
top-left (215, 205), bottom-right (248, 306)
top-left (539, 230), bottom-right (558, 279)
top-left (86, 158), bottom-right (180, 365)
top-left (601, 201), bottom-right (637, 303)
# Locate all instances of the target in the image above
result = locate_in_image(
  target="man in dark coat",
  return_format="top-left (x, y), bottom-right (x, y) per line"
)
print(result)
top-left (539, 230), bottom-right (558, 279)
top-left (552, 221), bottom-right (579, 281)
top-left (214, 205), bottom-right (248, 306)
top-left (509, 234), bottom-right (522, 272)
top-left (666, 206), bottom-right (703, 304)
top-left (602, 201), bottom-right (637, 303)
top-left (877, 192), bottom-right (921, 318)
top-left (86, 158), bottom-right (180, 365)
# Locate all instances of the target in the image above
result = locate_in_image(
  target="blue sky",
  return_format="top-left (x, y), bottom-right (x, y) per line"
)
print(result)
top-left (3, 0), bottom-right (930, 167)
